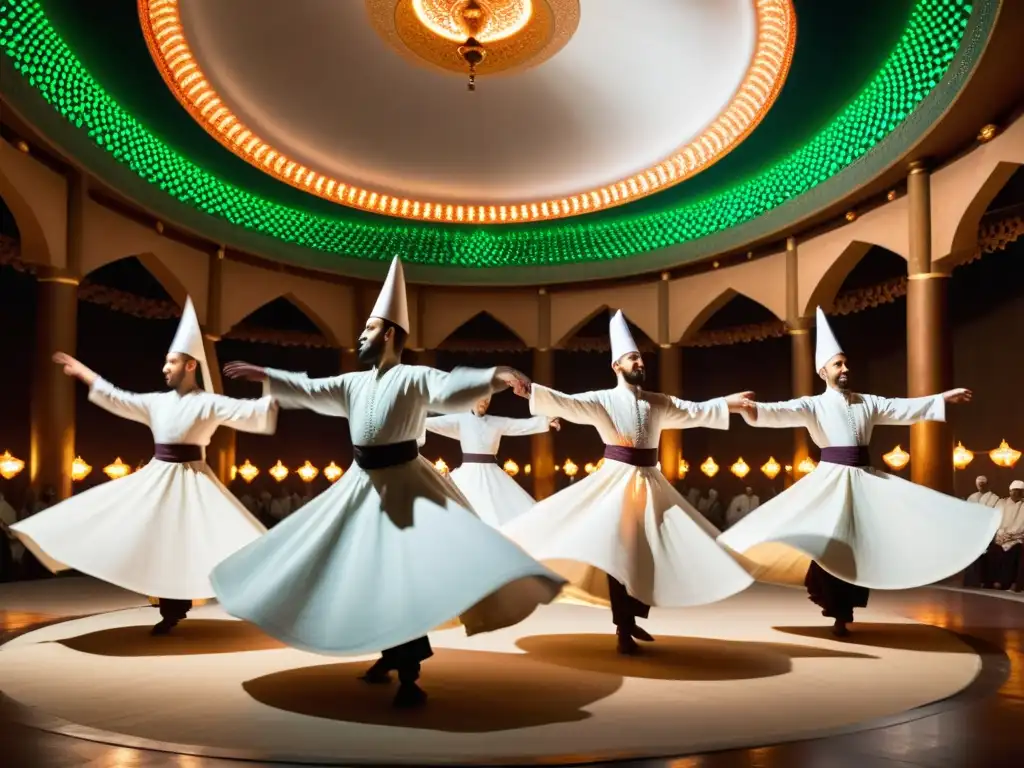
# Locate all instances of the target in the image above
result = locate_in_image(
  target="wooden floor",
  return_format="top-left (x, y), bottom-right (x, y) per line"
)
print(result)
top-left (1, 582), bottom-right (1021, 768)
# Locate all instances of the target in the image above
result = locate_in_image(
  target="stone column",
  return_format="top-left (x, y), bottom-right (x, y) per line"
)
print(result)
top-left (201, 249), bottom-right (236, 486)
top-left (531, 347), bottom-right (556, 500)
top-left (30, 172), bottom-right (85, 500)
top-left (906, 162), bottom-right (953, 492)
top-left (658, 345), bottom-right (683, 482)
top-left (30, 270), bottom-right (79, 500)
top-left (785, 237), bottom-right (815, 487)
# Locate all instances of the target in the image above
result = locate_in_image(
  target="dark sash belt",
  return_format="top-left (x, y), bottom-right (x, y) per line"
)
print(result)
top-left (603, 445), bottom-right (659, 467)
top-left (153, 444), bottom-right (204, 463)
top-left (462, 453), bottom-right (497, 464)
top-left (820, 446), bottom-right (871, 467)
top-left (353, 440), bottom-right (419, 470)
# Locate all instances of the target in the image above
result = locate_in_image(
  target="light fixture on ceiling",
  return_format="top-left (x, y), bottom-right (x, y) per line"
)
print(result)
top-left (411, 0), bottom-right (535, 91)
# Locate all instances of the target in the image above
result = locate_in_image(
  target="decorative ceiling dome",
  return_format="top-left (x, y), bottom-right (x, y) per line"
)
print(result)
top-left (139, 0), bottom-right (794, 224)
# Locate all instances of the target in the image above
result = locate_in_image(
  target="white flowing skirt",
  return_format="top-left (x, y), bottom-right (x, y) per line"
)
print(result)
top-left (717, 463), bottom-right (1002, 589)
top-left (449, 463), bottom-right (536, 527)
top-left (210, 455), bottom-right (565, 656)
top-left (501, 460), bottom-right (754, 608)
top-left (11, 460), bottom-right (265, 599)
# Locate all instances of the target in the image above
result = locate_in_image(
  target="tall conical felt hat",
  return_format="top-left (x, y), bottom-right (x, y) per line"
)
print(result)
top-left (169, 296), bottom-right (213, 392)
top-left (610, 309), bottom-right (639, 363)
top-left (369, 256), bottom-right (410, 333)
top-left (814, 306), bottom-right (844, 372)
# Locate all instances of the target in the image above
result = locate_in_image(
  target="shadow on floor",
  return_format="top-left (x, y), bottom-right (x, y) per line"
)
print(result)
top-left (54, 619), bottom-right (285, 656)
top-left (243, 647), bottom-right (622, 732)
top-left (772, 622), bottom-right (976, 653)
top-left (513, 633), bottom-right (875, 681)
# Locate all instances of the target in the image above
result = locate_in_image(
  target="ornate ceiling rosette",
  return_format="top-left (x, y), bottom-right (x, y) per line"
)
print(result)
top-left (137, 0), bottom-right (795, 225)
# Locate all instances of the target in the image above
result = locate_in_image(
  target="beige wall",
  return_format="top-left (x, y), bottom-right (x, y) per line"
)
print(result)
top-left (2, 114), bottom-right (1022, 343)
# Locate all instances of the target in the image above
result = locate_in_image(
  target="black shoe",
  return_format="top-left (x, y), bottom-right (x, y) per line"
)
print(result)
top-left (616, 630), bottom-right (640, 655)
top-left (150, 618), bottom-right (177, 636)
top-left (631, 626), bottom-right (654, 642)
top-left (393, 682), bottom-right (427, 708)
top-left (831, 620), bottom-right (850, 638)
top-left (359, 659), bottom-right (393, 685)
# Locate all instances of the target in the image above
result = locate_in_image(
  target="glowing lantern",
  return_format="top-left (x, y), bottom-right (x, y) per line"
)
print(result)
top-left (563, 459), bottom-right (578, 480)
top-left (596, 458), bottom-right (605, 470)
top-left (297, 460), bottom-right (319, 483)
top-left (237, 459), bottom-right (259, 484)
top-left (952, 442), bottom-right (974, 471)
top-left (700, 457), bottom-right (719, 478)
top-left (761, 456), bottom-right (781, 480)
top-left (102, 457), bottom-right (131, 480)
top-left (71, 456), bottom-right (92, 482)
top-left (503, 458), bottom-right (519, 477)
top-left (796, 456), bottom-right (817, 475)
top-left (678, 459), bottom-right (689, 479)
top-left (730, 457), bottom-right (750, 479)
top-left (524, 463), bottom-right (532, 475)
top-left (434, 458), bottom-right (449, 475)
top-left (323, 461), bottom-right (344, 482)
top-left (584, 462), bottom-right (597, 475)
top-left (230, 464), bottom-right (238, 481)
top-left (989, 440), bottom-right (1021, 469)
top-left (0, 450), bottom-right (25, 480)
top-left (882, 445), bottom-right (910, 472)
top-left (268, 461), bottom-right (289, 482)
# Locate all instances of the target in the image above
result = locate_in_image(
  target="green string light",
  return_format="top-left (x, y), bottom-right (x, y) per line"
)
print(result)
top-left (0, 1), bottom-right (974, 267)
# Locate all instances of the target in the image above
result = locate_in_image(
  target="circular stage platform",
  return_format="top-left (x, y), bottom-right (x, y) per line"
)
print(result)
top-left (0, 587), bottom-right (984, 765)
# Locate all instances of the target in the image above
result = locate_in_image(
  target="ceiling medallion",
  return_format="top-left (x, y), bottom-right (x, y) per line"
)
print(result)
top-left (138, 0), bottom-right (795, 225)
top-left (371, 0), bottom-right (577, 87)
top-left (409, 0), bottom-right (536, 90)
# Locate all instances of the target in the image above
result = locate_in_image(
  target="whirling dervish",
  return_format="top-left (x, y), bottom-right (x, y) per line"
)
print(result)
top-left (502, 310), bottom-right (757, 654)
top-left (718, 307), bottom-right (1001, 636)
top-left (210, 256), bottom-right (565, 708)
top-left (12, 298), bottom-right (278, 635)
top-left (424, 397), bottom-right (560, 527)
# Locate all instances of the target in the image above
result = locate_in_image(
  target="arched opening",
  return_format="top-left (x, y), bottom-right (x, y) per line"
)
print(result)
top-left (438, 311), bottom-right (526, 352)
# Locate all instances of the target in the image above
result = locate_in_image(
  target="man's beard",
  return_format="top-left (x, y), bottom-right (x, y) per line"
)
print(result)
top-left (165, 372), bottom-right (184, 389)
top-left (623, 368), bottom-right (646, 386)
top-left (835, 373), bottom-right (849, 390)
top-left (357, 336), bottom-right (384, 365)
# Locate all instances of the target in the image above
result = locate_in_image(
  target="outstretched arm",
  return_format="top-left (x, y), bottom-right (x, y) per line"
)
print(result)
top-left (417, 365), bottom-right (527, 414)
top-left (53, 353), bottom-right (154, 426)
top-left (528, 384), bottom-right (603, 426)
top-left (424, 414), bottom-right (462, 440)
top-left (209, 394), bottom-right (279, 435)
top-left (742, 396), bottom-right (815, 429)
top-left (223, 361), bottom-right (349, 418)
top-left (660, 391), bottom-right (754, 430)
top-left (492, 415), bottom-right (557, 437)
top-left (869, 388), bottom-right (970, 426)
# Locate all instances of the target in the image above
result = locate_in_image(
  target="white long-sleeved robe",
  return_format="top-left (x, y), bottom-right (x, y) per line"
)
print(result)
top-left (994, 498), bottom-right (1024, 550)
top-left (424, 412), bottom-right (550, 527)
top-left (211, 364), bottom-right (565, 656)
top-left (501, 384), bottom-right (754, 607)
top-left (12, 378), bottom-right (277, 599)
top-left (967, 489), bottom-right (1000, 507)
top-left (718, 387), bottom-right (1002, 589)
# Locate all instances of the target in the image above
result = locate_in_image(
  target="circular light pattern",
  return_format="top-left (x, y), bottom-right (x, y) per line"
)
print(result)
top-left (0, 0), bottom-right (977, 266)
top-left (412, 0), bottom-right (533, 43)
top-left (137, 0), bottom-right (794, 224)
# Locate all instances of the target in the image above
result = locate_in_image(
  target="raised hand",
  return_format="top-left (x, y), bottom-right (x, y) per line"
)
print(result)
top-left (724, 390), bottom-right (757, 415)
top-left (51, 352), bottom-right (96, 385)
top-left (223, 361), bottom-right (268, 382)
top-left (550, 418), bottom-right (562, 431)
top-left (495, 367), bottom-right (532, 398)
top-left (943, 387), bottom-right (972, 405)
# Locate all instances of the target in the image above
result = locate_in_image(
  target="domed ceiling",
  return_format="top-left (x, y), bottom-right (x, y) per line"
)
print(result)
top-left (0, 0), bottom-right (999, 283)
